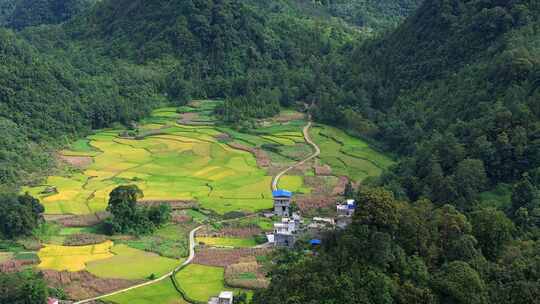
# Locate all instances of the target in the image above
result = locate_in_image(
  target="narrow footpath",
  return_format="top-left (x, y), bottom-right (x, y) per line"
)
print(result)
top-left (74, 226), bottom-right (203, 304)
top-left (75, 118), bottom-right (320, 304)
top-left (272, 120), bottom-right (320, 191)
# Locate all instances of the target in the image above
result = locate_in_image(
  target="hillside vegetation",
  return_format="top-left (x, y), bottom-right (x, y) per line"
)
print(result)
top-left (314, 0), bottom-right (423, 28)
top-left (3, 1), bottom-right (540, 304)
top-left (0, 0), bottom-right (360, 187)
top-left (258, 1), bottom-right (540, 304)
top-left (315, 0), bottom-right (540, 208)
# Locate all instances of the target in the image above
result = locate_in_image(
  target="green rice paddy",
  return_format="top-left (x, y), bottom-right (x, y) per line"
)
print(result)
top-left (311, 125), bottom-right (394, 181)
top-left (24, 104), bottom-right (289, 215)
top-left (13, 104), bottom-right (401, 304)
top-left (104, 279), bottom-right (187, 304)
top-left (175, 264), bottom-right (226, 302)
top-left (196, 236), bottom-right (258, 248)
top-left (123, 223), bottom-right (192, 259)
top-left (86, 244), bottom-right (181, 280)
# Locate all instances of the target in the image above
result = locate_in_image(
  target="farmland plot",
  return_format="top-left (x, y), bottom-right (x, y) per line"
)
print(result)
top-left (25, 102), bottom-right (304, 215)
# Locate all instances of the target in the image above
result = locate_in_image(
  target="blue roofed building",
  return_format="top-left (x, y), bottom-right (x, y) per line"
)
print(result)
top-left (273, 189), bottom-right (293, 217)
top-left (310, 239), bottom-right (322, 246)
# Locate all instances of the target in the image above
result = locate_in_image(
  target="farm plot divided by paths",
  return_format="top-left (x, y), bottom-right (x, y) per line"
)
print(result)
top-left (25, 108), bottom-right (278, 215)
top-left (310, 125), bottom-right (394, 182)
top-left (27, 103), bottom-right (395, 304)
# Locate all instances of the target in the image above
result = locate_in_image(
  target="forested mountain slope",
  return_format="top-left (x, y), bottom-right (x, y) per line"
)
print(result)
top-left (316, 0), bottom-right (423, 28)
top-left (258, 2), bottom-right (540, 303)
top-left (0, 28), bottom-right (165, 186)
top-left (0, 0), bottom-right (16, 24)
top-left (0, 0), bottom-right (356, 187)
top-left (315, 0), bottom-right (540, 207)
top-left (0, 0), bottom-right (95, 29)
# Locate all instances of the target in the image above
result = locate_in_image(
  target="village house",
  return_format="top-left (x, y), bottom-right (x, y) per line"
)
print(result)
top-left (273, 217), bottom-right (298, 247)
top-left (307, 216), bottom-right (335, 234)
top-left (208, 291), bottom-right (234, 304)
top-left (336, 199), bottom-right (356, 229)
top-left (272, 189), bottom-right (292, 217)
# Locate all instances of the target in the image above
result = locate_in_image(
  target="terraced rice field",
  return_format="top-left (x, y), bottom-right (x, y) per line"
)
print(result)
top-left (104, 279), bottom-right (187, 304)
top-left (25, 104), bottom-right (303, 215)
top-left (310, 125), bottom-right (394, 181)
top-left (38, 241), bottom-right (114, 272)
top-left (197, 237), bottom-right (258, 248)
top-left (175, 264), bottom-right (226, 302)
top-left (278, 175), bottom-right (311, 194)
top-left (86, 244), bottom-right (181, 280)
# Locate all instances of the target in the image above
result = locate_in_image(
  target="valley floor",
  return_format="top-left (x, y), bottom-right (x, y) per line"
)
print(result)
top-left (3, 100), bottom-right (394, 304)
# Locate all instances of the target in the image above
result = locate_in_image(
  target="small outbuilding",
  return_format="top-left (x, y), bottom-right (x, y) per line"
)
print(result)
top-left (336, 199), bottom-right (356, 229)
top-left (208, 291), bottom-right (234, 304)
top-left (310, 239), bottom-right (322, 246)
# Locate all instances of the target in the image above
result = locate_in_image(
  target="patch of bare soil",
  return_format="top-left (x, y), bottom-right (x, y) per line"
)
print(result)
top-left (224, 260), bottom-right (269, 289)
top-left (57, 154), bottom-right (93, 169)
top-left (273, 112), bottom-right (305, 123)
top-left (332, 176), bottom-right (349, 195)
top-left (0, 260), bottom-right (36, 273)
top-left (193, 248), bottom-right (270, 267)
top-left (50, 212), bottom-right (110, 227)
top-left (296, 195), bottom-right (337, 211)
top-left (228, 143), bottom-right (271, 167)
top-left (294, 175), bottom-right (347, 212)
top-left (43, 270), bottom-right (137, 301)
top-left (304, 176), bottom-right (338, 194)
top-left (314, 164), bottom-right (332, 176)
top-left (64, 234), bottom-right (108, 246)
top-left (178, 112), bottom-right (198, 125)
top-left (172, 214), bottom-right (192, 224)
top-left (215, 133), bottom-right (231, 142)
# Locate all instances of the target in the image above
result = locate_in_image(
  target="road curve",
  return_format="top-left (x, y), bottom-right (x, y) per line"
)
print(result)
top-left (74, 225), bottom-right (203, 304)
top-left (74, 119), bottom-right (319, 304)
top-left (272, 120), bottom-right (320, 191)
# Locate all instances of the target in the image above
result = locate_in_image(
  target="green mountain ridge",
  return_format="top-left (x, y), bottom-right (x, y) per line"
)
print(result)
top-left (2, 1), bottom-right (540, 303)
top-left (312, 0), bottom-right (540, 206)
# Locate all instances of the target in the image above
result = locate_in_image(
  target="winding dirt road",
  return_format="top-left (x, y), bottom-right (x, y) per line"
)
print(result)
top-left (272, 120), bottom-right (320, 191)
top-left (74, 225), bottom-right (203, 304)
top-left (74, 119), bottom-right (319, 303)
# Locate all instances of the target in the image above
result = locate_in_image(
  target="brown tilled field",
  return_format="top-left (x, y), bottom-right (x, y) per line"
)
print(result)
top-left (0, 260), bottom-right (36, 273)
top-left (224, 261), bottom-right (269, 289)
top-left (227, 142), bottom-right (271, 167)
top-left (50, 212), bottom-right (110, 227)
top-left (193, 248), bottom-right (270, 267)
top-left (57, 154), bottom-right (93, 168)
top-left (43, 270), bottom-right (137, 300)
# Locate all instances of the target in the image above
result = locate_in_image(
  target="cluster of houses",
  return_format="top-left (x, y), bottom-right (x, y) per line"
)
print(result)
top-left (268, 189), bottom-right (357, 248)
top-left (208, 190), bottom-right (357, 304)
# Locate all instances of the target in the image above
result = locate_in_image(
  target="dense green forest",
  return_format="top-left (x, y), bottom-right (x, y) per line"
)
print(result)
top-left (0, 28), bottom-right (165, 186)
top-left (0, 0), bottom-right (94, 28)
top-left (0, 0), bottom-right (15, 24)
top-left (2, 0), bottom-right (540, 303)
top-left (256, 187), bottom-right (539, 304)
top-left (316, 0), bottom-right (423, 28)
top-left (315, 0), bottom-right (540, 208)
top-left (0, 0), bottom-right (362, 187)
top-left (256, 1), bottom-right (540, 303)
